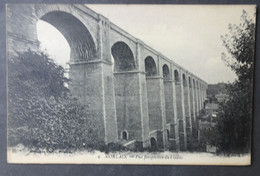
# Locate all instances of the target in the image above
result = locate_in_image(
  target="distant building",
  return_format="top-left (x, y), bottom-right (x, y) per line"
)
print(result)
top-left (215, 93), bottom-right (229, 103)
top-left (205, 103), bottom-right (219, 115)
top-left (198, 102), bottom-right (219, 152)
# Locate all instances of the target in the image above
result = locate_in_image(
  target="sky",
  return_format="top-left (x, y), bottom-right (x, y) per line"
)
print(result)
top-left (37, 5), bottom-right (256, 84)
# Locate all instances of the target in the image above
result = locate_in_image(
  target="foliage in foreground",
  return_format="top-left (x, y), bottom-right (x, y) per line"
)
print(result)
top-left (206, 11), bottom-right (255, 154)
top-left (8, 50), bottom-right (120, 153)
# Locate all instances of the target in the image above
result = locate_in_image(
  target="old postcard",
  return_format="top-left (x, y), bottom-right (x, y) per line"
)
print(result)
top-left (6, 4), bottom-right (256, 165)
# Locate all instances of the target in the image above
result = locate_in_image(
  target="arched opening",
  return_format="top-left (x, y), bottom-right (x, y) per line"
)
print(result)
top-left (37, 11), bottom-right (97, 88)
top-left (193, 79), bottom-right (196, 88)
top-left (167, 130), bottom-right (170, 141)
top-left (183, 73), bottom-right (191, 146)
top-left (189, 76), bottom-right (195, 125)
top-left (174, 70), bottom-right (180, 82)
top-left (37, 20), bottom-right (70, 72)
top-left (122, 131), bottom-right (128, 140)
top-left (112, 42), bottom-right (137, 139)
top-left (150, 137), bottom-right (158, 151)
top-left (197, 81), bottom-right (201, 111)
top-left (163, 64), bottom-right (172, 126)
top-left (163, 64), bottom-right (170, 79)
top-left (193, 79), bottom-right (198, 115)
top-left (174, 69), bottom-right (186, 149)
top-left (145, 57), bottom-right (164, 136)
top-left (145, 56), bottom-right (157, 76)
top-left (200, 83), bottom-right (204, 108)
top-left (182, 74), bottom-right (187, 86)
top-left (38, 11), bottom-right (96, 63)
top-left (111, 42), bottom-right (135, 72)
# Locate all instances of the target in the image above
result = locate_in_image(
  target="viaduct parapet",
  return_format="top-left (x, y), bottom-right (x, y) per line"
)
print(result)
top-left (7, 4), bottom-right (208, 151)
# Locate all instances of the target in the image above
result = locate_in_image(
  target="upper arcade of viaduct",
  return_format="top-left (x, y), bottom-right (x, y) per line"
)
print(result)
top-left (7, 4), bottom-right (207, 88)
top-left (7, 4), bottom-right (208, 151)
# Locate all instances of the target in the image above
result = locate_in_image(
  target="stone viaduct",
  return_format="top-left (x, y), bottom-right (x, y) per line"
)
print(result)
top-left (7, 4), bottom-right (208, 151)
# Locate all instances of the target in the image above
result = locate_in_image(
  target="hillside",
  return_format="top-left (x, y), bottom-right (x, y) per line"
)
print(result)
top-left (207, 83), bottom-right (229, 96)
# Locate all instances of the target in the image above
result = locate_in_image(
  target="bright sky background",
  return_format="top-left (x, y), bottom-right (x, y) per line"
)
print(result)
top-left (37, 5), bottom-right (256, 84)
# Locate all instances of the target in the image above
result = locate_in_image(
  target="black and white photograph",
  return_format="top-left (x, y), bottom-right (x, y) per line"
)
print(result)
top-left (6, 4), bottom-right (256, 165)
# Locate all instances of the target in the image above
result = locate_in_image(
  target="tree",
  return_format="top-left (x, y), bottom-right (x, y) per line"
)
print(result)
top-left (208, 10), bottom-right (255, 154)
top-left (8, 50), bottom-right (104, 152)
top-left (221, 10), bottom-right (255, 82)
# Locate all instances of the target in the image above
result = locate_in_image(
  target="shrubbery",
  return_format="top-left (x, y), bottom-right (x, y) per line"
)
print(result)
top-left (8, 50), bottom-right (110, 152)
top-left (204, 11), bottom-right (254, 154)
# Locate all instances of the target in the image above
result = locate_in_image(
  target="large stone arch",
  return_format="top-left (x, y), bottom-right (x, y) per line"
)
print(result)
top-left (193, 79), bottom-right (196, 88)
top-left (111, 41), bottom-right (136, 72)
top-left (150, 137), bottom-right (158, 151)
top-left (174, 70), bottom-right (180, 82)
top-left (188, 76), bottom-right (191, 87)
top-left (182, 73), bottom-right (187, 86)
top-left (109, 30), bottom-right (137, 65)
top-left (144, 56), bottom-right (157, 76)
top-left (34, 4), bottom-right (98, 47)
top-left (39, 11), bottom-right (97, 62)
top-left (163, 64), bottom-right (170, 79)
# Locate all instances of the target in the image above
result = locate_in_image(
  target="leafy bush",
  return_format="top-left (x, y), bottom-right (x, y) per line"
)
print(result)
top-left (8, 50), bottom-right (105, 152)
top-left (205, 11), bottom-right (254, 154)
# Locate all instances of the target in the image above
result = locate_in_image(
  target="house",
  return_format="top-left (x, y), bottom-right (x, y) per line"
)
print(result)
top-left (215, 93), bottom-right (229, 103)
top-left (205, 103), bottom-right (219, 115)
